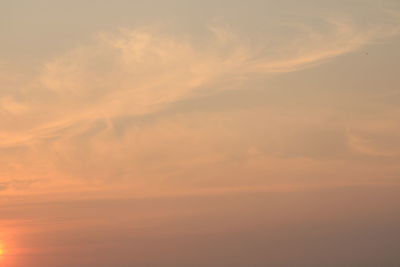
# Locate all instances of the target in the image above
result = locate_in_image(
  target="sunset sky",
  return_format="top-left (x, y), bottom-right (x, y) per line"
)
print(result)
top-left (1, 1), bottom-right (400, 266)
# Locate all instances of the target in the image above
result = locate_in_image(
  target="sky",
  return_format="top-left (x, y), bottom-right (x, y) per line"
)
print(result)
top-left (1, 1), bottom-right (400, 266)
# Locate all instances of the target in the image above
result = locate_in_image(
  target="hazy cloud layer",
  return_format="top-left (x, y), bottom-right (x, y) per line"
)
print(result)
top-left (2, 2), bottom-right (400, 267)
top-left (1, 15), bottom-right (400, 198)
top-left (2, 185), bottom-right (400, 267)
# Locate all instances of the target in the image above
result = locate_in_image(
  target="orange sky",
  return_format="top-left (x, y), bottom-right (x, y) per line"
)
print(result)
top-left (1, 1), bottom-right (400, 266)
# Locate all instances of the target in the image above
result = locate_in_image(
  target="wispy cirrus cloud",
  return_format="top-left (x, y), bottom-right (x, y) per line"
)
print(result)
top-left (0, 15), bottom-right (399, 197)
top-left (3, 18), bottom-right (399, 138)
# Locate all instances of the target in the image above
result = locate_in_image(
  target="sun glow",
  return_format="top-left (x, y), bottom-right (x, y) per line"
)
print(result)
top-left (0, 242), bottom-right (4, 257)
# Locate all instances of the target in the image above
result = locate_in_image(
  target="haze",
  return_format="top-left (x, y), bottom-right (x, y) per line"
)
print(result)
top-left (1, 1), bottom-right (400, 266)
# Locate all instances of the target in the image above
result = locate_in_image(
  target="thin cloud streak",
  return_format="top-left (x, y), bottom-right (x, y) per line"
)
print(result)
top-left (0, 16), bottom-right (399, 197)
top-left (2, 18), bottom-right (399, 146)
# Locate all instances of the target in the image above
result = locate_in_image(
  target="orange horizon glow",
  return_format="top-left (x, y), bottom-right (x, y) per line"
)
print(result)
top-left (0, 242), bottom-right (4, 258)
